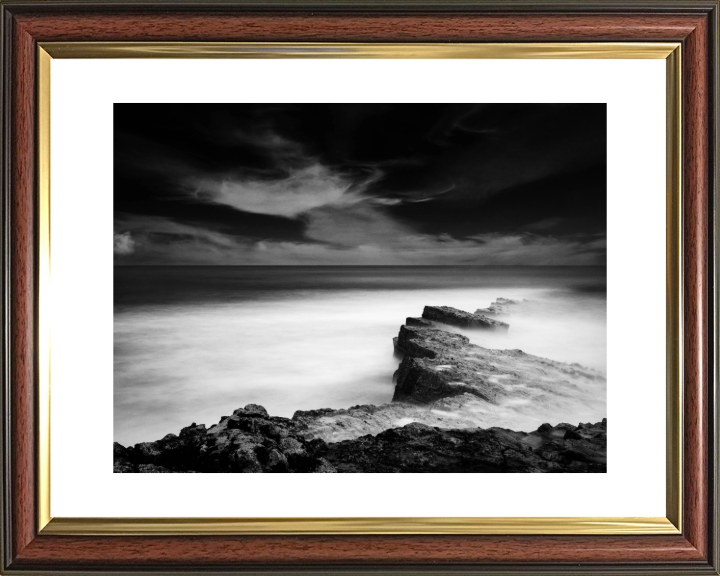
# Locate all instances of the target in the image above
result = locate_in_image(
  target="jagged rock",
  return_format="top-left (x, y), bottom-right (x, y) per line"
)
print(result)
top-left (240, 404), bottom-right (270, 418)
top-left (114, 404), bottom-right (607, 473)
top-left (564, 429), bottom-right (583, 440)
top-left (475, 297), bottom-right (526, 316)
top-left (114, 461), bottom-right (136, 473)
top-left (422, 305), bottom-right (509, 330)
top-left (113, 442), bottom-right (136, 472)
top-left (114, 403), bottom-right (332, 473)
top-left (323, 420), bottom-right (606, 473)
top-left (267, 449), bottom-right (289, 472)
top-left (315, 459), bottom-right (338, 473)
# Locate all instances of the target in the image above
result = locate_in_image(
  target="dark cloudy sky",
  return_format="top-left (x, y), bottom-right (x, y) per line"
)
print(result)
top-left (114, 104), bottom-right (606, 265)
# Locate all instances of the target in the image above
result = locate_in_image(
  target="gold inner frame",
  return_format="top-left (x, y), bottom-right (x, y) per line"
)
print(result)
top-left (36, 42), bottom-right (683, 536)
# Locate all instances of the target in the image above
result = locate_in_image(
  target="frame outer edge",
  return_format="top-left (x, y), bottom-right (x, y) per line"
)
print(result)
top-left (708, 0), bottom-right (720, 574)
top-left (0, 4), bottom-right (718, 573)
top-left (682, 7), bottom-right (711, 560)
top-left (0, 2), bottom-right (11, 574)
top-left (0, 0), bottom-right (720, 13)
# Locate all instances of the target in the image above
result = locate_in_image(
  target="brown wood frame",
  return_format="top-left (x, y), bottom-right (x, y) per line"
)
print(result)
top-left (1, 2), bottom-right (718, 573)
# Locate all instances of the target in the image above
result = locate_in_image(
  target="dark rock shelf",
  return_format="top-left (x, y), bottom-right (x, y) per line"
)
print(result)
top-left (115, 411), bottom-right (607, 473)
top-left (422, 305), bottom-right (509, 330)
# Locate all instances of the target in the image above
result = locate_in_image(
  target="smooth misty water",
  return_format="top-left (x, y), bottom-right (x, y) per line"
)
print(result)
top-left (114, 266), bottom-right (606, 446)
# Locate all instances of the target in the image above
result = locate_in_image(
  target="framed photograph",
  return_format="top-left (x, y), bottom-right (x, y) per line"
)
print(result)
top-left (1, 1), bottom-right (717, 574)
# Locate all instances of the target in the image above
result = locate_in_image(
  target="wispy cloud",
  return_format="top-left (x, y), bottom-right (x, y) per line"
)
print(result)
top-left (193, 163), bottom-right (357, 218)
top-left (114, 232), bottom-right (136, 255)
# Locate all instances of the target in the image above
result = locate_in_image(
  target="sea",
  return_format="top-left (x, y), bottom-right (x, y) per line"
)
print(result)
top-left (114, 266), bottom-right (607, 446)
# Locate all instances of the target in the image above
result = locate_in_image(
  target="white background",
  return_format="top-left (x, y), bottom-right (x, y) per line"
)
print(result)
top-left (50, 58), bottom-right (667, 518)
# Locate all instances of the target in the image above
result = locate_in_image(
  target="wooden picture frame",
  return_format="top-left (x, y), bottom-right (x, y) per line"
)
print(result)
top-left (1, 1), bottom-right (717, 573)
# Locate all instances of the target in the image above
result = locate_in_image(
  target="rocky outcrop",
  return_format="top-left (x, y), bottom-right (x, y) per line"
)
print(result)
top-left (113, 405), bottom-right (334, 473)
top-left (114, 300), bottom-right (607, 473)
top-left (114, 408), bottom-right (606, 473)
top-left (323, 419), bottom-right (607, 473)
top-left (422, 305), bottom-right (509, 330)
top-left (476, 297), bottom-right (525, 316)
top-left (294, 323), bottom-right (605, 442)
top-left (393, 324), bottom-right (602, 404)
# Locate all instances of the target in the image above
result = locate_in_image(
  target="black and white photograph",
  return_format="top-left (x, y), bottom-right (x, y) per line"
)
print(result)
top-left (113, 103), bottom-right (607, 474)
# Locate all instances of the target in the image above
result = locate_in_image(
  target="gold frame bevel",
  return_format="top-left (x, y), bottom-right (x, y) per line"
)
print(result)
top-left (36, 41), bottom-right (682, 536)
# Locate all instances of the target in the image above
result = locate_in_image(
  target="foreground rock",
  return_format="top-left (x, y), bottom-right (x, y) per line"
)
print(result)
top-left (113, 404), bottom-right (334, 473)
top-left (324, 419), bottom-right (607, 473)
top-left (422, 305), bottom-right (509, 330)
top-left (475, 297), bottom-right (525, 316)
top-left (114, 408), bottom-right (606, 473)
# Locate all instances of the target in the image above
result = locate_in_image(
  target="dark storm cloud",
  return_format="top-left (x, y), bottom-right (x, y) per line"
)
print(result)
top-left (114, 103), bottom-right (606, 265)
